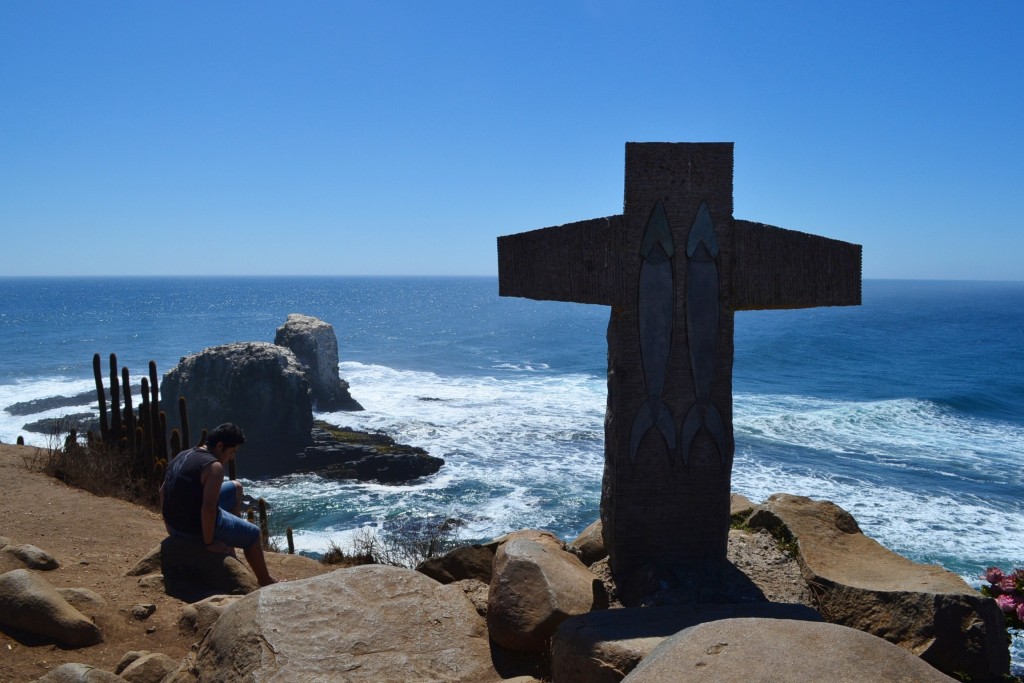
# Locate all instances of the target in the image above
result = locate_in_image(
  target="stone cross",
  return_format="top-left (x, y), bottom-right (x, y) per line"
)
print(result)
top-left (497, 143), bottom-right (861, 600)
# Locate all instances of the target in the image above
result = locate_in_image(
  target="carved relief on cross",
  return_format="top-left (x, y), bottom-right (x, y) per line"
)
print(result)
top-left (498, 143), bottom-right (861, 598)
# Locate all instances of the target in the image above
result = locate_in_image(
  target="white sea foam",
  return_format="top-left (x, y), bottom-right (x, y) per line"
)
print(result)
top-left (5, 365), bottom-right (1021, 579)
top-left (0, 377), bottom-right (97, 446)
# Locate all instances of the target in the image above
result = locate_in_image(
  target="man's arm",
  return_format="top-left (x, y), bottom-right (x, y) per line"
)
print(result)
top-left (199, 461), bottom-right (231, 553)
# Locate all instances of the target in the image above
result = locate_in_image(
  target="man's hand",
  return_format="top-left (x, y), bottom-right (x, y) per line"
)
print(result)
top-left (205, 539), bottom-right (236, 557)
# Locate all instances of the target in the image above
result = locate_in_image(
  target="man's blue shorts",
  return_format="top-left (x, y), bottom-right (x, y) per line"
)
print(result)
top-left (214, 481), bottom-right (261, 549)
top-left (169, 481), bottom-right (260, 550)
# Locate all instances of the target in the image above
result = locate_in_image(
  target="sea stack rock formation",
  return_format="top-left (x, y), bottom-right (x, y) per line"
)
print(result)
top-left (161, 342), bottom-right (313, 477)
top-left (274, 314), bottom-right (362, 411)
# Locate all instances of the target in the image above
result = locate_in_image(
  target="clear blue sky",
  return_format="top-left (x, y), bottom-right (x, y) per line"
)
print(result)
top-left (2, 2), bottom-right (1021, 279)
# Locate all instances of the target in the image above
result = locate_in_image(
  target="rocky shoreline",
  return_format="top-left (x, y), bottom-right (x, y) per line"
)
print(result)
top-left (0, 444), bottom-right (1014, 683)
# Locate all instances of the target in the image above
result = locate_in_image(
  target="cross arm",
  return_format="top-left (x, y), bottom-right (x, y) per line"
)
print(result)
top-left (497, 215), bottom-right (622, 305)
top-left (732, 220), bottom-right (862, 311)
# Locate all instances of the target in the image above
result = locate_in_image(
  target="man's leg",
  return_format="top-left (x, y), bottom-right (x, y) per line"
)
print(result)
top-left (218, 480), bottom-right (244, 516)
top-left (243, 541), bottom-right (278, 586)
top-left (213, 505), bottom-right (278, 587)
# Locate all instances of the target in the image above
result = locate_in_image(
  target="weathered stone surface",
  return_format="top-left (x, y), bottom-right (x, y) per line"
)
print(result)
top-left (119, 652), bottom-right (179, 683)
top-left (177, 594), bottom-right (245, 636)
top-left (32, 662), bottom-right (124, 682)
top-left (128, 537), bottom-right (258, 600)
top-left (0, 569), bottom-right (101, 647)
top-left (161, 342), bottom-right (313, 477)
top-left (171, 564), bottom-right (498, 682)
top-left (274, 313), bottom-right (362, 411)
top-left (488, 533), bottom-right (607, 652)
top-left (418, 544), bottom-right (496, 584)
top-left (747, 493), bottom-right (1008, 681)
top-left (570, 520), bottom-right (605, 566)
top-left (57, 587), bottom-right (108, 617)
top-left (621, 618), bottom-right (956, 682)
top-left (4, 543), bottom-right (59, 570)
top-left (552, 602), bottom-right (822, 683)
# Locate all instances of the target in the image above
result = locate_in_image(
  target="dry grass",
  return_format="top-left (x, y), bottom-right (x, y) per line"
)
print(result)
top-left (39, 420), bottom-right (161, 508)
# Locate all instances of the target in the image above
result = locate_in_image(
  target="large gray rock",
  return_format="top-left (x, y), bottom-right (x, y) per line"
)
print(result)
top-left (747, 493), bottom-right (1008, 681)
top-left (161, 342), bottom-right (313, 477)
top-left (488, 531), bottom-right (607, 652)
top-left (127, 537), bottom-right (259, 600)
top-left (552, 602), bottom-right (822, 683)
top-left (621, 618), bottom-right (957, 682)
top-left (0, 569), bottom-right (101, 647)
top-left (274, 313), bottom-right (362, 411)
top-left (169, 564), bottom-right (499, 682)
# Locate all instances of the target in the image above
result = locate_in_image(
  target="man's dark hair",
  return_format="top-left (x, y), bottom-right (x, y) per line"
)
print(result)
top-left (206, 423), bottom-right (246, 449)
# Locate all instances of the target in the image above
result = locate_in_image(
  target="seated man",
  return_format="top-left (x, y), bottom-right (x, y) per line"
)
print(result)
top-left (160, 422), bottom-right (277, 586)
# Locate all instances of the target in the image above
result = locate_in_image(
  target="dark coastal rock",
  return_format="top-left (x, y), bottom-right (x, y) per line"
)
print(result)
top-left (21, 413), bottom-right (97, 436)
top-left (297, 423), bottom-right (444, 484)
top-left (747, 493), bottom-right (1008, 681)
top-left (274, 313), bottom-right (362, 411)
top-left (160, 342), bottom-right (314, 478)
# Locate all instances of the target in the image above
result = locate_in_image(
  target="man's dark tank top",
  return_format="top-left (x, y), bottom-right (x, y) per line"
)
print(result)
top-left (162, 447), bottom-right (217, 536)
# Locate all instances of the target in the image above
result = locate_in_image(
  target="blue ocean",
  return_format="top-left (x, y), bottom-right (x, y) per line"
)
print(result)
top-left (2, 277), bottom-right (1023, 663)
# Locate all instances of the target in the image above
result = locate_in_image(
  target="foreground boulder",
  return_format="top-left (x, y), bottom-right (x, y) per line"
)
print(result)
top-left (169, 564), bottom-right (499, 682)
top-left (274, 313), bottom-right (362, 411)
top-left (488, 531), bottom-right (607, 652)
top-left (161, 342), bottom-right (313, 477)
top-left (622, 617), bottom-right (956, 682)
top-left (746, 493), bottom-right (1008, 681)
top-left (0, 569), bottom-right (101, 648)
top-left (552, 602), bottom-right (822, 683)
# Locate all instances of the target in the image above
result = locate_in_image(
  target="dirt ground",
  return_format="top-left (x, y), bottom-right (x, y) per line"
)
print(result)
top-left (0, 444), bottom-right (332, 683)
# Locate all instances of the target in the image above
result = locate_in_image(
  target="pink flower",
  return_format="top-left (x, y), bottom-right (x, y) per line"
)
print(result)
top-left (985, 567), bottom-right (1005, 584)
top-left (995, 594), bottom-right (1017, 613)
top-left (998, 577), bottom-right (1018, 594)
top-left (1017, 602), bottom-right (1024, 623)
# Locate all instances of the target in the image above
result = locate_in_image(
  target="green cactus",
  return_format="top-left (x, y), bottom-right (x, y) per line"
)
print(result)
top-left (92, 354), bottom-right (109, 442)
top-left (169, 429), bottom-right (181, 459)
top-left (258, 498), bottom-right (269, 549)
top-left (109, 354), bottom-right (122, 444)
top-left (121, 367), bottom-right (135, 458)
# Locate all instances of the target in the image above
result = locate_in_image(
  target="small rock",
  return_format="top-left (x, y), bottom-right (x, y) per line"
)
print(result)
top-left (6, 543), bottom-right (60, 570)
top-left (131, 603), bottom-right (156, 620)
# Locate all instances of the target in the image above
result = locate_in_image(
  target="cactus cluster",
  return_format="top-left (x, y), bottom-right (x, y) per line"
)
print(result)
top-left (90, 352), bottom-right (199, 487)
